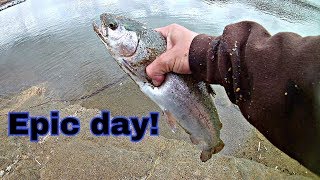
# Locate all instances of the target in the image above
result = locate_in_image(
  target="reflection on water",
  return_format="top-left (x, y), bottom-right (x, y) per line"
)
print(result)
top-left (0, 0), bottom-right (319, 99)
top-left (204, 0), bottom-right (320, 23)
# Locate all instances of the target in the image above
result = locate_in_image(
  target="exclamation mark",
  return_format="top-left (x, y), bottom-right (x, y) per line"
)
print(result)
top-left (150, 112), bottom-right (159, 136)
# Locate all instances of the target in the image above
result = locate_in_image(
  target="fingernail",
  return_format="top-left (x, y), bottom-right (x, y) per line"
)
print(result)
top-left (152, 79), bottom-right (161, 87)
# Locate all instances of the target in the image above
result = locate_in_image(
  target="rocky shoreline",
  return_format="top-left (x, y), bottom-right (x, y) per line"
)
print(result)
top-left (0, 0), bottom-right (25, 11)
top-left (0, 83), bottom-right (318, 179)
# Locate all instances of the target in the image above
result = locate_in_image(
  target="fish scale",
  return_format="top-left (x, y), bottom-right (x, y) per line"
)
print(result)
top-left (93, 13), bottom-right (224, 162)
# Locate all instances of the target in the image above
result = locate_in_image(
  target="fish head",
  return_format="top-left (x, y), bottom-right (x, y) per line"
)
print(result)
top-left (93, 13), bottom-right (142, 59)
top-left (93, 13), bottom-right (163, 83)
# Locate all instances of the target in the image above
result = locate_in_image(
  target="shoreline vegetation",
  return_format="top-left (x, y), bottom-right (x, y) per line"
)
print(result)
top-left (0, 0), bottom-right (25, 11)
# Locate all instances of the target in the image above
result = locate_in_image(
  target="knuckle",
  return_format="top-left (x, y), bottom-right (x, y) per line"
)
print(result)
top-left (146, 64), bottom-right (154, 74)
top-left (165, 58), bottom-right (173, 72)
top-left (146, 66), bottom-right (151, 74)
top-left (170, 23), bottom-right (179, 28)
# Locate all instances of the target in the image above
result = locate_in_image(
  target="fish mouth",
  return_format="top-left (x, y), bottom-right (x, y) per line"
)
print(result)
top-left (92, 21), bottom-right (108, 44)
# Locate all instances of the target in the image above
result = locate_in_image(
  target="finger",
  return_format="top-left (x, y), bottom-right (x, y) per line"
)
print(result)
top-left (146, 58), bottom-right (167, 82)
top-left (155, 25), bottom-right (173, 50)
top-left (147, 48), bottom-right (176, 76)
top-left (146, 49), bottom-right (176, 85)
top-left (154, 26), bottom-right (169, 37)
top-left (152, 75), bottom-right (165, 87)
top-left (166, 31), bottom-right (173, 50)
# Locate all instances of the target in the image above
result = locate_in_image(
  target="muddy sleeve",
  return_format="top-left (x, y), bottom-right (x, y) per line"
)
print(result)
top-left (188, 21), bottom-right (320, 174)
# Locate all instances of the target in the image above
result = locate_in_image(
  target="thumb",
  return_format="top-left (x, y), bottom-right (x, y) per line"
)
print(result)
top-left (146, 49), bottom-right (175, 86)
top-left (155, 26), bottom-right (173, 50)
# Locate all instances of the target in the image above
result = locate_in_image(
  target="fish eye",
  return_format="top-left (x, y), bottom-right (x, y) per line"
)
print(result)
top-left (109, 22), bottom-right (118, 30)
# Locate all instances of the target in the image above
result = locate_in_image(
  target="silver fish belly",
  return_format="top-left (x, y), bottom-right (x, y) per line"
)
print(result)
top-left (138, 74), bottom-right (224, 161)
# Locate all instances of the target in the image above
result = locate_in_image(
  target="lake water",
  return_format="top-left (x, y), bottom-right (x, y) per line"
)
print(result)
top-left (1, 1), bottom-right (320, 178)
top-left (0, 0), bottom-right (319, 100)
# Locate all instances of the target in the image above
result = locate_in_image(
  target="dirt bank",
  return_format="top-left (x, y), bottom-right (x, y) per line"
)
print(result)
top-left (0, 83), bottom-right (318, 179)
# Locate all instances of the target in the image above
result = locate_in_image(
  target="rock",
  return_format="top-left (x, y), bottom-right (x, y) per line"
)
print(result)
top-left (6, 165), bottom-right (11, 172)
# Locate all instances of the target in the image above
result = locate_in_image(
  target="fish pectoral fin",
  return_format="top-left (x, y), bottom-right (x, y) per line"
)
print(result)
top-left (163, 109), bottom-right (177, 133)
top-left (206, 83), bottom-right (216, 97)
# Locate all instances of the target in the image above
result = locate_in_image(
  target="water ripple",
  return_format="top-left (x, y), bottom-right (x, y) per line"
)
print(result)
top-left (0, 0), bottom-right (319, 100)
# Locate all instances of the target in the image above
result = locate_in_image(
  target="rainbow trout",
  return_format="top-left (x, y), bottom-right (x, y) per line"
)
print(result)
top-left (93, 13), bottom-right (224, 161)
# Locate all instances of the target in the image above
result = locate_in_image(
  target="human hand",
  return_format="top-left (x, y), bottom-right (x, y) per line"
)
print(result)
top-left (146, 24), bottom-right (198, 86)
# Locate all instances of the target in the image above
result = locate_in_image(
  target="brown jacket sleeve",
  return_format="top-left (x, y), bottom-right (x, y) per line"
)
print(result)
top-left (189, 21), bottom-right (320, 174)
